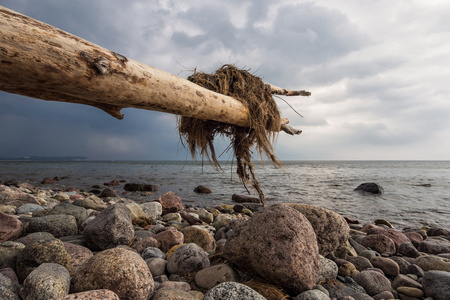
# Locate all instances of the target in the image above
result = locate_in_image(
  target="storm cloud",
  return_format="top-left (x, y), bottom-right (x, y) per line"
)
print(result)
top-left (1, 0), bottom-right (449, 160)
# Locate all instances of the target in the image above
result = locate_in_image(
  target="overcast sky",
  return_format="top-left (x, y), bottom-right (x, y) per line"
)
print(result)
top-left (1, 0), bottom-right (449, 160)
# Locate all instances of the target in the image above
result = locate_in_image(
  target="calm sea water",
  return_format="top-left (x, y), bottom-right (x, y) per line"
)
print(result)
top-left (0, 160), bottom-right (449, 229)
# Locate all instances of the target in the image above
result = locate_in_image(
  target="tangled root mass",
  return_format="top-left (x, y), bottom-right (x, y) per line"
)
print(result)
top-left (178, 65), bottom-right (282, 205)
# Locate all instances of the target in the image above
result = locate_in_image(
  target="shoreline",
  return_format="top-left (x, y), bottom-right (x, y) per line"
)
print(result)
top-left (1, 180), bottom-right (450, 299)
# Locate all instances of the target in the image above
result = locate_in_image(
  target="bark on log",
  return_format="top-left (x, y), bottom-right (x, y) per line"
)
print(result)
top-left (0, 6), bottom-right (308, 131)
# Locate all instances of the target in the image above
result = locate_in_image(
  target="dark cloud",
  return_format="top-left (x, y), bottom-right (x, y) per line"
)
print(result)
top-left (0, 0), bottom-right (449, 160)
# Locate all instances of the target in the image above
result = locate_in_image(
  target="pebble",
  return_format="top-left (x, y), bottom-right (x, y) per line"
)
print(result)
top-left (195, 263), bottom-right (240, 289)
top-left (0, 272), bottom-right (20, 300)
top-left (418, 236), bottom-right (450, 254)
top-left (422, 270), bottom-right (450, 300)
top-left (415, 255), bottom-right (450, 272)
top-left (154, 228), bottom-right (184, 252)
top-left (0, 213), bottom-right (23, 242)
top-left (294, 289), bottom-right (331, 300)
top-left (203, 282), bottom-right (266, 300)
top-left (15, 203), bottom-right (44, 215)
top-left (166, 243), bottom-right (210, 274)
top-left (0, 182), bottom-right (448, 300)
top-left (352, 270), bottom-right (391, 296)
top-left (152, 288), bottom-right (198, 300)
top-left (397, 286), bottom-right (424, 298)
top-left (319, 256), bottom-right (339, 281)
top-left (27, 214), bottom-right (78, 238)
top-left (140, 201), bottom-right (163, 220)
top-left (59, 289), bottom-right (120, 299)
top-left (145, 257), bottom-right (167, 277)
top-left (370, 256), bottom-right (400, 277)
top-left (16, 238), bottom-right (71, 282)
top-left (346, 256), bottom-right (373, 271)
top-left (141, 246), bottom-right (167, 260)
top-left (19, 263), bottom-right (70, 300)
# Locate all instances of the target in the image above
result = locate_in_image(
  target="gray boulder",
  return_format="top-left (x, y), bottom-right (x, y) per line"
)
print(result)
top-left (82, 203), bottom-right (134, 251)
top-left (167, 243), bottom-right (210, 274)
top-left (27, 215), bottom-right (78, 238)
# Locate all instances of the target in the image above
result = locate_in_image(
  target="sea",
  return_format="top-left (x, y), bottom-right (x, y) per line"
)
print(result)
top-left (0, 160), bottom-right (449, 230)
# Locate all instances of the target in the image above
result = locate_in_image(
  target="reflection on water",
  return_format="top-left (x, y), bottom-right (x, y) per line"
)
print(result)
top-left (1, 160), bottom-right (449, 229)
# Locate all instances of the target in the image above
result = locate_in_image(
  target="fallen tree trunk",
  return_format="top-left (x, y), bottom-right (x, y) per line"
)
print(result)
top-left (0, 5), bottom-right (308, 131)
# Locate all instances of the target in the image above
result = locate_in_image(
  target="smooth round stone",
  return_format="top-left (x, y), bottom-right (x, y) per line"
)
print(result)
top-left (211, 214), bottom-right (234, 231)
top-left (157, 280), bottom-right (190, 292)
top-left (126, 202), bottom-right (151, 227)
top-left (0, 212), bottom-right (23, 242)
top-left (0, 205), bottom-right (16, 214)
top-left (19, 263), bottom-right (70, 300)
top-left (195, 263), bottom-right (240, 289)
top-left (71, 248), bottom-right (154, 300)
top-left (338, 263), bottom-right (359, 277)
top-left (418, 237), bottom-right (450, 254)
top-left (294, 289), bottom-right (331, 300)
top-left (140, 202), bottom-right (162, 220)
top-left (16, 239), bottom-right (71, 282)
top-left (0, 241), bottom-right (25, 270)
top-left (145, 258), bottom-right (167, 277)
top-left (16, 204), bottom-right (44, 215)
top-left (198, 211), bottom-right (214, 224)
top-left (359, 250), bottom-right (379, 260)
top-left (361, 234), bottom-right (396, 256)
top-left (397, 286), bottom-right (424, 298)
top-left (182, 226), bottom-right (216, 252)
top-left (63, 242), bottom-right (93, 275)
top-left (203, 282), bottom-right (266, 300)
top-left (346, 256), bottom-right (373, 271)
top-left (167, 243), bottom-right (210, 274)
top-left (392, 274), bottom-right (423, 289)
top-left (46, 203), bottom-right (88, 226)
top-left (372, 291), bottom-right (395, 300)
top-left (0, 272), bottom-right (20, 300)
top-left (398, 242), bottom-right (421, 258)
top-left (59, 289), bottom-right (120, 299)
top-left (370, 256), bottom-right (400, 277)
top-left (319, 256), bottom-right (338, 281)
top-left (353, 270), bottom-right (391, 296)
top-left (151, 288), bottom-right (198, 300)
top-left (27, 215), bottom-right (78, 238)
top-left (14, 232), bottom-right (55, 246)
top-left (141, 247), bottom-right (166, 260)
top-left (415, 255), bottom-right (450, 272)
top-left (422, 270), bottom-right (450, 300)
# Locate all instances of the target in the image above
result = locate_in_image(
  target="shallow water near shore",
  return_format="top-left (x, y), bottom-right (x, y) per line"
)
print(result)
top-left (1, 160), bottom-right (449, 229)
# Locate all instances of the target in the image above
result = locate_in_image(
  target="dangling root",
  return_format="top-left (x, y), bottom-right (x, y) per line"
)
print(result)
top-left (178, 65), bottom-right (282, 205)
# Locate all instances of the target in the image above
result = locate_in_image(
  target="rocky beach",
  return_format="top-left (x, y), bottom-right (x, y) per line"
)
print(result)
top-left (0, 178), bottom-right (449, 300)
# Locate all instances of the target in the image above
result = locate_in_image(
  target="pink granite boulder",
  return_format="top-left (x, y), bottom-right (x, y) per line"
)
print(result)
top-left (0, 213), bottom-right (23, 242)
top-left (287, 203), bottom-right (349, 256)
top-left (155, 192), bottom-right (184, 215)
top-left (224, 203), bottom-right (320, 294)
top-left (71, 248), bottom-right (154, 300)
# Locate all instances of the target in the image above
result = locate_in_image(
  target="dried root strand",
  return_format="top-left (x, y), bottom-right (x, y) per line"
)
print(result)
top-left (178, 65), bottom-right (284, 204)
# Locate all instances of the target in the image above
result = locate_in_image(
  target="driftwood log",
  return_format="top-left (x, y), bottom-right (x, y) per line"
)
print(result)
top-left (0, 6), bottom-right (308, 133)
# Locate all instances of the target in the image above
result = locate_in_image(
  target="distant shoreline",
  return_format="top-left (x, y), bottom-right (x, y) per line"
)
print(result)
top-left (0, 156), bottom-right (88, 162)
